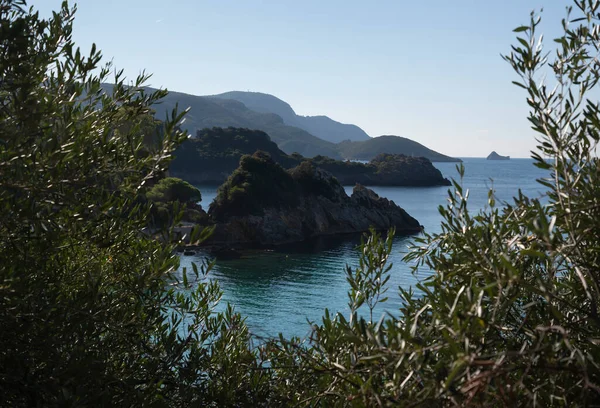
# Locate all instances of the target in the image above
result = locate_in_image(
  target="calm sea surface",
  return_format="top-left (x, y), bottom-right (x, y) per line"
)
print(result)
top-left (179, 158), bottom-right (550, 339)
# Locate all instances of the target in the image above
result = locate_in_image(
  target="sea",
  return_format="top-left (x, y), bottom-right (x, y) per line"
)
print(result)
top-left (179, 158), bottom-right (550, 339)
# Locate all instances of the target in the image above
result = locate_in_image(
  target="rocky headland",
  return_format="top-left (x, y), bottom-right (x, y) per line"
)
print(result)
top-left (181, 151), bottom-right (421, 248)
top-left (169, 127), bottom-right (451, 187)
top-left (311, 153), bottom-right (451, 187)
top-left (337, 135), bottom-right (462, 162)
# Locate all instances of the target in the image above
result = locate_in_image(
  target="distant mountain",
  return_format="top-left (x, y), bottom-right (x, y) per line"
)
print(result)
top-left (206, 97), bottom-right (341, 158)
top-left (487, 151), bottom-right (510, 160)
top-left (337, 135), bottom-right (461, 163)
top-left (100, 84), bottom-right (341, 159)
top-left (210, 91), bottom-right (370, 143)
top-left (100, 84), bottom-right (459, 162)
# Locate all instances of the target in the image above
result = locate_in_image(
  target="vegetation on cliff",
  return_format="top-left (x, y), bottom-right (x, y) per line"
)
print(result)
top-left (209, 151), bottom-right (300, 221)
top-left (146, 177), bottom-right (206, 226)
top-left (209, 152), bottom-right (347, 221)
top-left (207, 152), bottom-right (420, 245)
top-left (147, 177), bottom-right (201, 203)
top-left (370, 153), bottom-right (451, 186)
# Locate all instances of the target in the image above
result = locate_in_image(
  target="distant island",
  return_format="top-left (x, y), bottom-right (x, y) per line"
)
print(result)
top-left (487, 151), bottom-right (510, 160)
top-left (176, 152), bottom-right (422, 249)
top-left (169, 127), bottom-right (451, 187)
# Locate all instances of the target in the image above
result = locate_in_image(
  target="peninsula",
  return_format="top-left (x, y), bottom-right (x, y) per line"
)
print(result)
top-left (169, 127), bottom-right (451, 187)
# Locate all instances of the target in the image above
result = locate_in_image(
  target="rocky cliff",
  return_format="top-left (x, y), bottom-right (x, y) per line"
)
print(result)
top-left (199, 152), bottom-right (421, 247)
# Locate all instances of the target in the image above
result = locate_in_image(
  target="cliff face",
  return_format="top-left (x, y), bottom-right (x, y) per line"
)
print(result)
top-left (203, 153), bottom-right (421, 247)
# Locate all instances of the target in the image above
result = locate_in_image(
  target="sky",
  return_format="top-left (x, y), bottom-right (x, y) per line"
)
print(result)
top-left (31, 0), bottom-right (571, 158)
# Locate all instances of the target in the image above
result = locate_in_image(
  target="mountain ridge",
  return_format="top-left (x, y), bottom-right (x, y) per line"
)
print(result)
top-left (100, 84), bottom-right (460, 162)
top-left (126, 85), bottom-right (342, 159)
top-left (209, 91), bottom-right (370, 143)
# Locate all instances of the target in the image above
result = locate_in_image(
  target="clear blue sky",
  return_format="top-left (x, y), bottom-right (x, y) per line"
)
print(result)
top-left (32, 1), bottom-right (570, 158)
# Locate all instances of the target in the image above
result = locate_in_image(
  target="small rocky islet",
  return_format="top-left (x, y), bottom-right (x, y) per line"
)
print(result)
top-left (175, 151), bottom-right (422, 250)
top-left (487, 151), bottom-right (510, 160)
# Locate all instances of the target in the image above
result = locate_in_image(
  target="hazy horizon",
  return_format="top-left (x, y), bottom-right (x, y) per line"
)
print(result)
top-left (32, 1), bottom-right (570, 158)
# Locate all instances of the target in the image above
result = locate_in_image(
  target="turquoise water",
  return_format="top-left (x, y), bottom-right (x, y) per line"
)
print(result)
top-left (179, 158), bottom-right (550, 339)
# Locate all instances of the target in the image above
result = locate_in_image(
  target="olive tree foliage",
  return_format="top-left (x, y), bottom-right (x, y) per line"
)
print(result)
top-left (4, 0), bottom-right (600, 406)
top-left (262, 2), bottom-right (600, 406)
top-left (345, 229), bottom-right (394, 325)
top-left (0, 1), bottom-right (269, 406)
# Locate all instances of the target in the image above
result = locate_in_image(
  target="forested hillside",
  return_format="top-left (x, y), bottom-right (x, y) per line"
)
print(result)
top-left (338, 135), bottom-right (461, 162)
